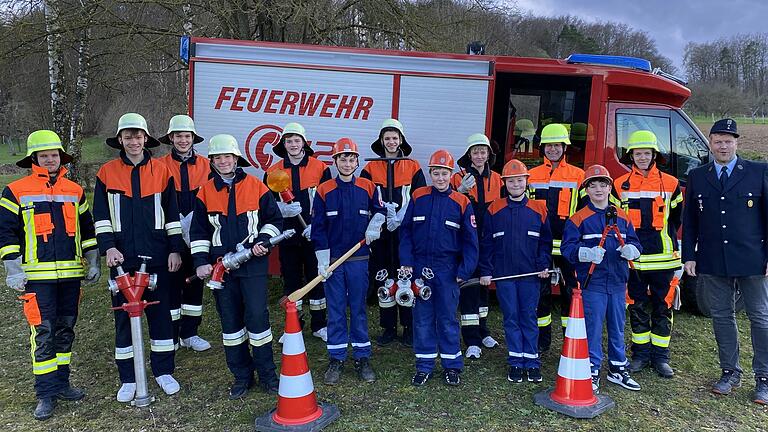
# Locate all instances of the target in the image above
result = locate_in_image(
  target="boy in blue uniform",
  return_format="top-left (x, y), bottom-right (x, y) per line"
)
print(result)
top-left (561, 165), bottom-right (642, 393)
top-left (479, 159), bottom-right (552, 383)
top-left (312, 137), bottom-right (385, 385)
top-left (399, 149), bottom-right (479, 387)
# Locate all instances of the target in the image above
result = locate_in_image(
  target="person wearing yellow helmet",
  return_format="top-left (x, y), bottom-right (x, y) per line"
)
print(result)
top-left (527, 123), bottom-right (586, 354)
top-left (614, 130), bottom-right (681, 379)
top-left (93, 113), bottom-right (184, 402)
top-left (0, 130), bottom-right (99, 420)
top-left (157, 115), bottom-right (213, 354)
top-left (190, 134), bottom-right (284, 398)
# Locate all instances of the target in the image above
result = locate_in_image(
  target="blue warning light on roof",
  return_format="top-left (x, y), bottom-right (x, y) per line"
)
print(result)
top-left (565, 54), bottom-right (652, 72)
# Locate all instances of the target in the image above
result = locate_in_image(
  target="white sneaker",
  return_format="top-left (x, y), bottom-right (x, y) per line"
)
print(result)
top-left (591, 372), bottom-right (600, 394)
top-left (482, 336), bottom-right (499, 349)
top-left (278, 334), bottom-right (285, 344)
top-left (180, 336), bottom-right (211, 352)
top-left (116, 382), bottom-right (136, 402)
top-left (312, 327), bottom-right (328, 342)
top-left (155, 374), bottom-right (181, 395)
top-left (465, 345), bottom-right (482, 359)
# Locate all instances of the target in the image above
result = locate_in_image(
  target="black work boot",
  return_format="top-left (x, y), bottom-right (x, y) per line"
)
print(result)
top-left (712, 369), bottom-right (742, 395)
top-left (354, 358), bottom-right (376, 383)
top-left (400, 327), bottom-right (413, 347)
top-left (324, 359), bottom-right (344, 385)
top-left (629, 358), bottom-right (650, 373)
top-left (229, 378), bottom-right (254, 399)
top-left (377, 328), bottom-right (397, 346)
top-left (56, 386), bottom-right (86, 401)
top-left (652, 361), bottom-right (674, 379)
top-left (33, 398), bottom-right (56, 421)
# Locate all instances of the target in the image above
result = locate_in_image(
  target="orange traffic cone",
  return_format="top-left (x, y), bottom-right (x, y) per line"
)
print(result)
top-left (534, 287), bottom-right (615, 418)
top-left (255, 301), bottom-right (340, 431)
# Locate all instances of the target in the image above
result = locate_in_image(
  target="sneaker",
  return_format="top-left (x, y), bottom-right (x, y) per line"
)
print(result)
top-left (400, 327), bottom-right (413, 347)
top-left (278, 334), bottom-right (285, 344)
top-left (652, 361), bottom-right (674, 379)
top-left (155, 375), bottom-right (181, 395)
top-left (354, 358), bottom-right (376, 383)
top-left (116, 383), bottom-right (136, 403)
top-left (754, 377), bottom-right (768, 405)
top-left (33, 398), bottom-right (56, 421)
top-left (465, 345), bottom-right (482, 359)
top-left (712, 369), bottom-right (742, 395)
top-left (56, 386), bottom-right (85, 401)
top-left (229, 379), bottom-right (253, 399)
top-left (443, 369), bottom-right (461, 386)
top-left (376, 328), bottom-right (397, 346)
top-left (412, 371), bottom-right (432, 387)
top-left (526, 367), bottom-right (543, 383)
top-left (312, 327), bottom-right (328, 342)
top-left (629, 358), bottom-right (650, 373)
top-left (324, 359), bottom-right (344, 385)
top-left (607, 368), bottom-right (641, 391)
top-left (482, 336), bottom-right (499, 349)
top-left (180, 336), bottom-right (211, 352)
top-left (591, 372), bottom-right (600, 394)
top-left (507, 366), bottom-right (524, 383)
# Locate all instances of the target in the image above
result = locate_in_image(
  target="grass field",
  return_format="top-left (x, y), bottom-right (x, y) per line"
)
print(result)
top-left (1, 281), bottom-right (768, 432)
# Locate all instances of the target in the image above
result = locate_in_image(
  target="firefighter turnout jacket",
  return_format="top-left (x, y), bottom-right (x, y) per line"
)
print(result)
top-left (190, 168), bottom-right (282, 276)
top-left (450, 165), bottom-right (503, 233)
top-left (528, 157), bottom-right (585, 256)
top-left (613, 164), bottom-right (682, 271)
top-left (361, 159), bottom-right (425, 212)
top-left (265, 154), bottom-right (331, 244)
top-left (157, 150), bottom-right (212, 215)
top-left (0, 165), bottom-right (97, 279)
top-left (93, 151), bottom-right (185, 269)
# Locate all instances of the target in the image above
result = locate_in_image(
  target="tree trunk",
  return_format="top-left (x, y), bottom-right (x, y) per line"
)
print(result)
top-left (44, 0), bottom-right (68, 144)
top-left (68, 22), bottom-right (90, 186)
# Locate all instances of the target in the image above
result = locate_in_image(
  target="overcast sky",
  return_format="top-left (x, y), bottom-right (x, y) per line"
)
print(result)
top-left (513, 0), bottom-right (768, 75)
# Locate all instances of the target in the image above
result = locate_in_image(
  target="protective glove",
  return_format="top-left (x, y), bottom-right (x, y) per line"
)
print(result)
top-left (277, 201), bottom-right (302, 218)
top-left (84, 249), bottom-right (102, 283)
top-left (180, 212), bottom-right (194, 247)
top-left (365, 213), bottom-right (386, 245)
top-left (316, 249), bottom-right (331, 279)
top-left (383, 202), bottom-right (401, 232)
top-left (578, 246), bottom-right (605, 264)
top-left (456, 173), bottom-right (476, 194)
top-left (388, 204), bottom-right (408, 232)
top-left (302, 224), bottom-right (312, 240)
top-left (3, 257), bottom-right (26, 292)
top-left (617, 244), bottom-right (641, 261)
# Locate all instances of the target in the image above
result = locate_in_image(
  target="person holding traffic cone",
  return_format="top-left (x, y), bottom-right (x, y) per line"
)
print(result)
top-left (478, 159), bottom-right (552, 383)
top-left (560, 165), bottom-right (642, 393)
top-left (311, 138), bottom-right (386, 385)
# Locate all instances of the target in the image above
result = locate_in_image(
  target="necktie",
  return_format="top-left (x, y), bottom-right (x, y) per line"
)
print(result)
top-left (720, 166), bottom-right (729, 189)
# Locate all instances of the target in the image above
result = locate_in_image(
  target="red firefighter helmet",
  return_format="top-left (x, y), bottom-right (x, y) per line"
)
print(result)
top-left (501, 159), bottom-right (529, 178)
top-left (582, 164), bottom-right (612, 188)
top-left (331, 137), bottom-right (360, 158)
top-left (428, 149), bottom-right (455, 170)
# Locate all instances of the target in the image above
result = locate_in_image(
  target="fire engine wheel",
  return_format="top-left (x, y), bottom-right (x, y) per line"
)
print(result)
top-left (683, 274), bottom-right (744, 318)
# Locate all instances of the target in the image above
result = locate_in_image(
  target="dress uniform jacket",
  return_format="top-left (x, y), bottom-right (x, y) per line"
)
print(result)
top-left (682, 158), bottom-right (768, 277)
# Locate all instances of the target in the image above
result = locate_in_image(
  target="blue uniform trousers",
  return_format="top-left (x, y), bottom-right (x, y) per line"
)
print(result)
top-left (414, 265), bottom-right (463, 373)
top-left (325, 260), bottom-right (371, 361)
top-left (212, 274), bottom-right (276, 385)
top-left (582, 288), bottom-right (628, 372)
top-left (497, 278), bottom-right (541, 368)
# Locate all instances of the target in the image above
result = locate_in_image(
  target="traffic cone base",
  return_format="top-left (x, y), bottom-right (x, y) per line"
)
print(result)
top-left (255, 301), bottom-right (341, 431)
top-left (533, 288), bottom-right (615, 418)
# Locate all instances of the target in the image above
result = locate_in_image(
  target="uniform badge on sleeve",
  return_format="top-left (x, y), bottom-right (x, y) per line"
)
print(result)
top-left (470, 214), bottom-right (477, 228)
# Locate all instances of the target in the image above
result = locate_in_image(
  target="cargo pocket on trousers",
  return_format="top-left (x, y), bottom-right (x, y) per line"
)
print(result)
top-left (19, 293), bottom-right (42, 326)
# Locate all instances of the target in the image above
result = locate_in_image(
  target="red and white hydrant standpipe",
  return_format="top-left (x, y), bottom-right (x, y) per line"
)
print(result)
top-left (107, 255), bottom-right (158, 407)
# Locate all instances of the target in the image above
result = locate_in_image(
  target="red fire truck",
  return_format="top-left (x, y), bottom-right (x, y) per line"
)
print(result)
top-left (184, 37), bottom-right (713, 313)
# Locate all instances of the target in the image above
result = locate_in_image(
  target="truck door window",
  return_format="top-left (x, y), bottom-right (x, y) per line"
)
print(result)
top-left (671, 111), bottom-right (709, 182)
top-left (615, 109), bottom-right (672, 173)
